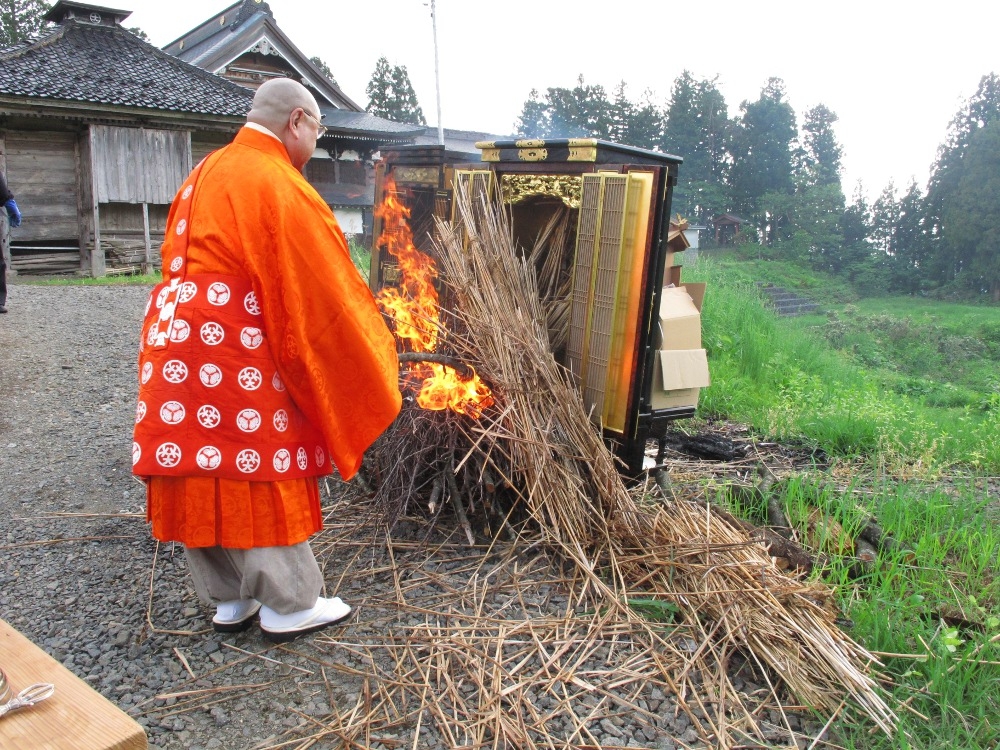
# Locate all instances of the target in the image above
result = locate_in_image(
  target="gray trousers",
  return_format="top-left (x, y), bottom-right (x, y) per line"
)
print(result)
top-left (184, 541), bottom-right (323, 615)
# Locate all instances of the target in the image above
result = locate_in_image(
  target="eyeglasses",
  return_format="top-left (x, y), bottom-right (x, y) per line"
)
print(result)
top-left (301, 109), bottom-right (327, 137)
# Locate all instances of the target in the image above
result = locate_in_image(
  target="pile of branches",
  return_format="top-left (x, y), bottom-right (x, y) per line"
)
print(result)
top-left (363, 184), bottom-right (896, 745)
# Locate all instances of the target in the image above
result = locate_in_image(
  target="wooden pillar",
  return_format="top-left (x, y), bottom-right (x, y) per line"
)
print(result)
top-left (87, 128), bottom-right (104, 277)
top-left (142, 202), bottom-right (151, 274)
top-left (0, 132), bottom-right (9, 273)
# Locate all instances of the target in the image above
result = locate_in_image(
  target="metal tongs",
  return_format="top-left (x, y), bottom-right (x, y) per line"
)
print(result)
top-left (0, 683), bottom-right (55, 719)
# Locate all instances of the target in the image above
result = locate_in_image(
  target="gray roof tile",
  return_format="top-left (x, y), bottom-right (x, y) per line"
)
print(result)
top-left (0, 19), bottom-right (252, 116)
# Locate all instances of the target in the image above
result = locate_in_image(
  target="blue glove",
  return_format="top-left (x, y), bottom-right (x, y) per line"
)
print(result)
top-left (4, 198), bottom-right (21, 228)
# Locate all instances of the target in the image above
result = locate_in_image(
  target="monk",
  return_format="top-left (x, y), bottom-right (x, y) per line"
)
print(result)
top-left (132, 78), bottom-right (401, 642)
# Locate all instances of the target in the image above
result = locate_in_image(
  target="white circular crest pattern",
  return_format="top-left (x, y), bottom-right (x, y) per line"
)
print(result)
top-left (240, 327), bottom-right (263, 349)
top-left (155, 442), bottom-right (182, 468)
top-left (272, 372), bottom-right (285, 392)
top-left (146, 324), bottom-right (157, 346)
top-left (272, 409), bottom-right (289, 432)
top-left (236, 449), bottom-right (261, 473)
top-left (162, 360), bottom-right (189, 383)
top-left (132, 442), bottom-right (141, 466)
top-left (175, 219), bottom-right (187, 236)
top-left (296, 447), bottom-right (308, 470)
top-left (207, 282), bottom-right (231, 306)
top-left (135, 400), bottom-right (147, 424)
top-left (158, 300), bottom-right (176, 323)
top-left (199, 363), bottom-right (223, 387)
top-left (141, 361), bottom-right (153, 384)
top-left (273, 449), bottom-right (291, 473)
top-left (169, 256), bottom-right (183, 272)
top-left (314, 446), bottom-right (325, 467)
top-left (196, 445), bottom-right (222, 470)
top-left (179, 281), bottom-right (198, 303)
top-left (197, 404), bottom-right (221, 428)
top-left (200, 321), bottom-right (225, 345)
top-left (236, 408), bottom-right (262, 433)
top-left (244, 291), bottom-right (261, 316)
top-left (238, 367), bottom-right (262, 390)
top-left (160, 400), bottom-right (186, 424)
top-left (169, 319), bottom-right (190, 343)
top-left (181, 185), bottom-right (193, 200)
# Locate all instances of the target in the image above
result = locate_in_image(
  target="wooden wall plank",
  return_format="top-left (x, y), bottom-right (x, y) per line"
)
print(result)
top-left (4, 131), bottom-right (79, 242)
top-left (91, 125), bottom-right (191, 204)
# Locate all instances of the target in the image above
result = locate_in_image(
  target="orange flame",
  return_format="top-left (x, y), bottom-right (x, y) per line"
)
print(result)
top-left (375, 176), bottom-right (494, 418)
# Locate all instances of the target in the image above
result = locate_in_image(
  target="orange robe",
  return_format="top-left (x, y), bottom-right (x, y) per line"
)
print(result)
top-left (145, 126), bottom-right (401, 549)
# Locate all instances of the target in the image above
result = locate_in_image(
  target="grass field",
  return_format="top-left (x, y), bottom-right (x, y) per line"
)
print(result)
top-left (686, 256), bottom-right (1000, 749)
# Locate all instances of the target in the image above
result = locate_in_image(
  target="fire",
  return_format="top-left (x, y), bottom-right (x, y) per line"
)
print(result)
top-left (375, 177), bottom-right (494, 418)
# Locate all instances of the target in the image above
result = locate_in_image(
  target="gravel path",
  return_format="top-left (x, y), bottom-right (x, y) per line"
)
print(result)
top-left (0, 282), bottom-right (811, 750)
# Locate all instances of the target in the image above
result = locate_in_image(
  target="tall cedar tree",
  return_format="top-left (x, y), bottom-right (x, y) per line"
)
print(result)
top-left (310, 56), bottom-right (338, 87)
top-left (1, 0), bottom-right (49, 47)
top-left (942, 120), bottom-right (1000, 299)
top-left (728, 78), bottom-right (797, 244)
top-left (925, 73), bottom-right (1000, 291)
top-left (365, 56), bottom-right (425, 125)
top-left (799, 104), bottom-right (843, 187)
top-left (663, 71), bottom-right (729, 224)
top-left (515, 89), bottom-right (549, 138)
top-left (783, 104), bottom-right (846, 269)
top-left (514, 76), bottom-right (612, 139)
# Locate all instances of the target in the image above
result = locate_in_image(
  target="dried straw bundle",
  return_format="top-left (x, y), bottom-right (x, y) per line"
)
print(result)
top-left (428, 185), bottom-right (896, 736)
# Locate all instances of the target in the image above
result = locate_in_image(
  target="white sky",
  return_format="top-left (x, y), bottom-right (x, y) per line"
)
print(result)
top-left (128, 0), bottom-right (1000, 202)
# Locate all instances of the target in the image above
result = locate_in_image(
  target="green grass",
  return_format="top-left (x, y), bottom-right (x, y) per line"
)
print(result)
top-left (688, 256), bottom-right (1000, 748)
top-left (685, 259), bottom-right (1000, 474)
top-left (26, 271), bottom-right (162, 285)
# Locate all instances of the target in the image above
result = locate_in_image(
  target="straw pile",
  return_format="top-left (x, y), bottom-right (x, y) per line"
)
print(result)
top-left (352, 183), bottom-right (896, 747)
top-left (422, 184), bottom-right (896, 738)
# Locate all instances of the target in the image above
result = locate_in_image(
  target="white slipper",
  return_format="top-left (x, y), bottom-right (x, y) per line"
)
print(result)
top-left (212, 599), bottom-right (262, 633)
top-left (259, 596), bottom-right (353, 643)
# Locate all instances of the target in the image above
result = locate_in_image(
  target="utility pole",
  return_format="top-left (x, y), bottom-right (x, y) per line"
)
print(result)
top-left (429, 0), bottom-right (444, 146)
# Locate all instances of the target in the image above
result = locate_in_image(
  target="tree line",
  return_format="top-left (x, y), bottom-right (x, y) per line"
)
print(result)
top-left (514, 72), bottom-right (1000, 301)
top-left (6, 1), bottom-right (997, 300)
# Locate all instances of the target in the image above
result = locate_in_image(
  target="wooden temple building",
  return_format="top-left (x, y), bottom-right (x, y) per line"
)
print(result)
top-left (0, 0), bottom-right (423, 276)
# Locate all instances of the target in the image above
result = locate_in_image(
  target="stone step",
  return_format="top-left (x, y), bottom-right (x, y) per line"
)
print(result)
top-left (755, 283), bottom-right (819, 317)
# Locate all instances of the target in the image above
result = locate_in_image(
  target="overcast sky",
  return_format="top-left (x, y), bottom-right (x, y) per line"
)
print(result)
top-left (129, 0), bottom-right (999, 202)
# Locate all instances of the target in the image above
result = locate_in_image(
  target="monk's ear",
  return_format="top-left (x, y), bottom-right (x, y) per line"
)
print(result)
top-left (287, 108), bottom-right (304, 137)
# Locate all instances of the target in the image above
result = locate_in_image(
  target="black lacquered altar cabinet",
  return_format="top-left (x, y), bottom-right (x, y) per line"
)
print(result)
top-left (371, 138), bottom-right (693, 474)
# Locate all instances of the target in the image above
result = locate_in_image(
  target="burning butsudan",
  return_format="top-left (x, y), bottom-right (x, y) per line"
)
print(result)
top-left (374, 177), bottom-right (493, 419)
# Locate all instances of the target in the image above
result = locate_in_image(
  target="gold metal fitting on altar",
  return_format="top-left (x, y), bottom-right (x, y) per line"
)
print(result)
top-left (568, 146), bottom-right (597, 162)
top-left (393, 166), bottom-right (439, 185)
top-left (518, 148), bottom-right (548, 162)
top-left (479, 148), bottom-right (500, 162)
top-left (566, 138), bottom-right (598, 147)
top-left (474, 140), bottom-right (496, 149)
top-left (500, 174), bottom-right (582, 208)
top-left (514, 139), bottom-right (545, 148)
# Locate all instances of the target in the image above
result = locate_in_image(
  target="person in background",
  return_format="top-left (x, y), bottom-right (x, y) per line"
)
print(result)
top-left (132, 78), bottom-right (401, 642)
top-left (0, 171), bottom-right (21, 314)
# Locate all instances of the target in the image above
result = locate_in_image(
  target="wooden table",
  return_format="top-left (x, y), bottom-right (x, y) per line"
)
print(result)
top-left (0, 618), bottom-right (147, 749)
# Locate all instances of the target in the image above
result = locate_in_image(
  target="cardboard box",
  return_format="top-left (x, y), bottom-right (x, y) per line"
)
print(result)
top-left (650, 285), bottom-right (710, 410)
top-left (658, 285), bottom-right (703, 350)
top-left (651, 349), bottom-right (711, 409)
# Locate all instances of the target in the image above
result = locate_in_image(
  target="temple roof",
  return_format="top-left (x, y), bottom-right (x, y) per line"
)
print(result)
top-left (0, 10), bottom-right (252, 117)
top-left (164, 0), bottom-right (359, 111)
top-left (320, 108), bottom-right (424, 142)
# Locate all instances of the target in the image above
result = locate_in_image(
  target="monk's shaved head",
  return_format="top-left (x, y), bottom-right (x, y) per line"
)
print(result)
top-left (246, 78), bottom-right (323, 170)
top-left (248, 78), bottom-right (321, 131)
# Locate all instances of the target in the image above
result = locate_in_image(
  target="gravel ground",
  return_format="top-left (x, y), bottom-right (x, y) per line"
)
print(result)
top-left (0, 282), bottom-right (816, 750)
